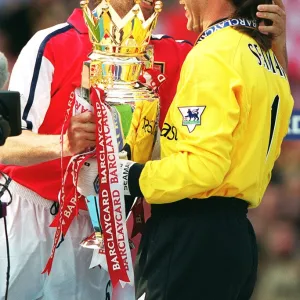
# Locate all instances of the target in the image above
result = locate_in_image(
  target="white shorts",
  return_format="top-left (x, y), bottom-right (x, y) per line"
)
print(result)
top-left (0, 179), bottom-right (111, 300)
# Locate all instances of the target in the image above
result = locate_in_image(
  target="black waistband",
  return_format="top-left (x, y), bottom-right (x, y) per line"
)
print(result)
top-left (151, 196), bottom-right (249, 216)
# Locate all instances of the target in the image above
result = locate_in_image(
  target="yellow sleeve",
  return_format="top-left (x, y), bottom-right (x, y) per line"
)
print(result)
top-left (125, 99), bottom-right (159, 164)
top-left (139, 47), bottom-right (243, 204)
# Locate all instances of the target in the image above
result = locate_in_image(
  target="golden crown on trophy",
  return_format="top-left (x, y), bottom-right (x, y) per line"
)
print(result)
top-left (80, 0), bottom-right (163, 56)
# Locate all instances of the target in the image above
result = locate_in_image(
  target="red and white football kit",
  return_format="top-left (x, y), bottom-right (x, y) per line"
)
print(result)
top-left (0, 8), bottom-right (191, 300)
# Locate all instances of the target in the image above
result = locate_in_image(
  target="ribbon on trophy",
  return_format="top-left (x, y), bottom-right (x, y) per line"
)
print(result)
top-left (43, 90), bottom-right (95, 275)
top-left (43, 87), bottom-right (134, 291)
top-left (89, 87), bottom-right (134, 287)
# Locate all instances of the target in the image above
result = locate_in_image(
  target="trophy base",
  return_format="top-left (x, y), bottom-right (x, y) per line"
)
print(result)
top-left (80, 232), bottom-right (136, 250)
top-left (80, 232), bottom-right (104, 250)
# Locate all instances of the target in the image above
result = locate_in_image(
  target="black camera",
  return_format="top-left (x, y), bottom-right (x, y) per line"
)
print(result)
top-left (0, 91), bottom-right (22, 146)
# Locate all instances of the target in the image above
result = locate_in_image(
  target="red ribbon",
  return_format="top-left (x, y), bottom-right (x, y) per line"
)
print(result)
top-left (90, 87), bottom-right (130, 287)
top-left (43, 91), bottom-right (93, 275)
top-left (139, 67), bottom-right (166, 92)
top-left (131, 198), bottom-right (145, 239)
top-left (43, 153), bottom-right (93, 274)
top-left (44, 87), bottom-right (133, 290)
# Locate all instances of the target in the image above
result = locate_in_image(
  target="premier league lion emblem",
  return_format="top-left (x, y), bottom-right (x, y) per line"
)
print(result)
top-left (178, 106), bottom-right (206, 133)
top-left (185, 108), bottom-right (200, 121)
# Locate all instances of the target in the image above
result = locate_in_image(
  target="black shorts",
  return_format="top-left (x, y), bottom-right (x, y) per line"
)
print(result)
top-left (135, 197), bottom-right (258, 300)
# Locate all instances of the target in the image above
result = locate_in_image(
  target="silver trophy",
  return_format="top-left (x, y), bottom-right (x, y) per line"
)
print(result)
top-left (79, 0), bottom-right (163, 249)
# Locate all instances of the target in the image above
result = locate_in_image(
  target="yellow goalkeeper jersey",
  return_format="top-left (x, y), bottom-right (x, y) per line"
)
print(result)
top-left (140, 25), bottom-right (294, 208)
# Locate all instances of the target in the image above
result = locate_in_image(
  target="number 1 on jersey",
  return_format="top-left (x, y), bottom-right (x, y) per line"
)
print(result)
top-left (267, 95), bottom-right (280, 158)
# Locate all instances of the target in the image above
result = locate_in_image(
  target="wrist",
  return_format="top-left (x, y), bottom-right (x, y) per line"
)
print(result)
top-left (41, 134), bottom-right (65, 159)
top-left (272, 39), bottom-right (286, 51)
top-left (271, 39), bottom-right (288, 72)
top-left (120, 160), bottom-right (144, 197)
top-left (128, 163), bottom-right (144, 197)
top-left (272, 33), bottom-right (287, 52)
top-left (62, 134), bottom-right (72, 157)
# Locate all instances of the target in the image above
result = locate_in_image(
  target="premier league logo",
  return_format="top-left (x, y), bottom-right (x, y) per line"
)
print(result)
top-left (178, 106), bottom-right (206, 133)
